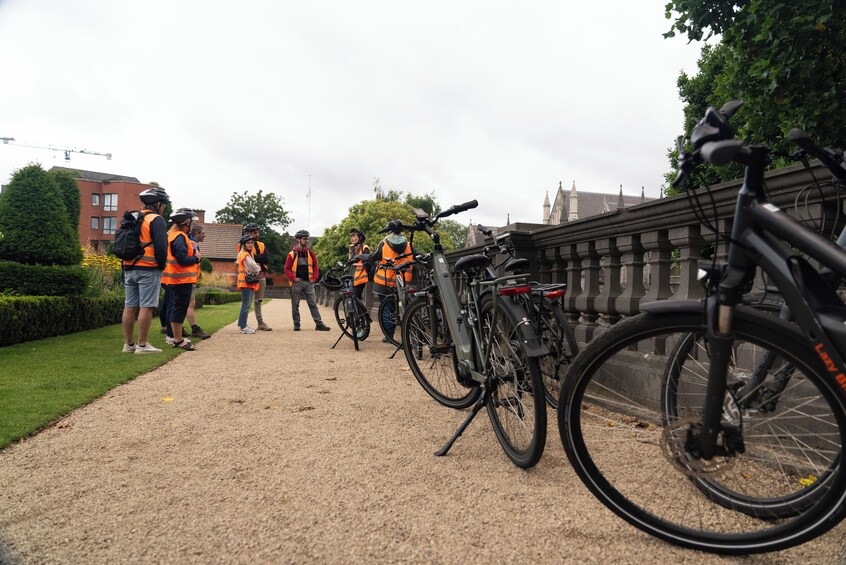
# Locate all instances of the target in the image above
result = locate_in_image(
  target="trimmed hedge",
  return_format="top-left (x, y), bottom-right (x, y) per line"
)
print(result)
top-left (0, 261), bottom-right (88, 296)
top-left (0, 295), bottom-right (123, 347)
top-left (195, 290), bottom-right (242, 308)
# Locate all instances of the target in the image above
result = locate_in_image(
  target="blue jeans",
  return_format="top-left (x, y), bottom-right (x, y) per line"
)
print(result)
top-left (238, 288), bottom-right (254, 328)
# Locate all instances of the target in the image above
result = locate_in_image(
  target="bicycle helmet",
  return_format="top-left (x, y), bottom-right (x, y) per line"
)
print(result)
top-left (320, 275), bottom-right (343, 291)
top-left (295, 229), bottom-right (310, 239)
top-left (382, 220), bottom-right (403, 234)
top-left (239, 234), bottom-right (253, 245)
top-left (243, 223), bottom-right (260, 232)
top-left (139, 187), bottom-right (170, 205)
top-left (170, 208), bottom-right (196, 224)
top-left (349, 227), bottom-right (366, 242)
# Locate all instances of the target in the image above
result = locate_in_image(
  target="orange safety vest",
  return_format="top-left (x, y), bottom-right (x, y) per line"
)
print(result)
top-left (352, 244), bottom-right (371, 287)
top-left (122, 211), bottom-right (160, 269)
top-left (237, 250), bottom-right (260, 290)
top-left (162, 230), bottom-right (198, 285)
top-left (288, 248), bottom-right (314, 280)
top-left (236, 239), bottom-right (267, 271)
top-left (374, 240), bottom-right (412, 288)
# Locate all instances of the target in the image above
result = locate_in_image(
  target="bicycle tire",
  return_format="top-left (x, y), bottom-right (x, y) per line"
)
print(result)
top-left (481, 294), bottom-right (547, 468)
top-left (539, 297), bottom-right (579, 410)
top-left (659, 301), bottom-right (839, 519)
top-left (333, 294), bottom-right (371, 341)
top-left (559, 307), bottom-right (846, 555)
top-left (401, 295), bottom-right (481, 410)
top-left (346, 295), bottom-right (360, 351)
top-left (378, 293), bottom-right (402, 347)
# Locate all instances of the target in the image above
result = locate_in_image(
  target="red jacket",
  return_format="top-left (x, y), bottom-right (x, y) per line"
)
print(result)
top-left (284, 247), bottom-right (320, 282)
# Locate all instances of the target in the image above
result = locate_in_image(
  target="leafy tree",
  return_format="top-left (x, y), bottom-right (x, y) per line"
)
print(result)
top-left (405, 192), bottom-right (441, 217)
top-left (214, 190), bottom-right (292, 232)
top-left (372, 177), bottom-right (403, 202)
top-left (0, 164), bottom-right (83, 266)
top-left (436, 218), bottom-right (467, 249)
top-left (49, 169), bottom-right (81, 233)
top-left (215, 190), bottom-right (293, 273)
top-left (665, 0), bottom-right (845, 186)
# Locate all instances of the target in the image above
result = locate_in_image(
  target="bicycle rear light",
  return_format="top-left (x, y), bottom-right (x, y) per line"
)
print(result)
top-left (545, 289), bottom-right (566, 298)
top-left (498, 285), bottom-right (531, 296)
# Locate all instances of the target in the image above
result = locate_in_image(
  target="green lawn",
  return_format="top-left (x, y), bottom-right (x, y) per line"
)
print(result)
top-left (0, 301), bottom-right (244, 449)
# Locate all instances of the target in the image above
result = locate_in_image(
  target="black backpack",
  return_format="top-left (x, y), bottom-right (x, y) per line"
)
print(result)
top-left (113, 211), bottom-right (151, 262)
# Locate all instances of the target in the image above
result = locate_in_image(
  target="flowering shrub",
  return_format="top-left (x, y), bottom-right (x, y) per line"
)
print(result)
top-left (81, 249), bottom-right (123, 297)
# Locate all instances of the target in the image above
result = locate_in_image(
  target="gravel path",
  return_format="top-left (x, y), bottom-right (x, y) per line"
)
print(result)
top-left (0, 299), bottom-right (844, 564)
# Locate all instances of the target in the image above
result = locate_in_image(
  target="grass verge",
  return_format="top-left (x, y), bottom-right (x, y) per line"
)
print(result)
top-left (0, 300), bottom-right (245, 449)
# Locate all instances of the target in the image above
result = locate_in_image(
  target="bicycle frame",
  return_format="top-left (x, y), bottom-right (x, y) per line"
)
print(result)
top-left (697, 147), bottom-right (846, 457)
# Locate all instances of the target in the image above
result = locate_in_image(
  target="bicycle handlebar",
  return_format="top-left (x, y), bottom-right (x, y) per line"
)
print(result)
top-left (788, 128), bottom-right (846, 181)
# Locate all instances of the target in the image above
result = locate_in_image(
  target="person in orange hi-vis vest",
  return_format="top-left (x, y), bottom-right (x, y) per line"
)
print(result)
top-left (162, 208), bottom-right (200, 351)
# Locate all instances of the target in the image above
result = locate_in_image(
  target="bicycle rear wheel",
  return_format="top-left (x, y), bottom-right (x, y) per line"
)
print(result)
top-left (481, 294), bottom-right (546, 469)
top-left (334, 293), bottom-right (370, 342)
top-left (539, 298), bottom-right (579, 409)
top-left (559, 308), bottom-right (846, 555)
top-left (401, 295), bottom-right (480, 409)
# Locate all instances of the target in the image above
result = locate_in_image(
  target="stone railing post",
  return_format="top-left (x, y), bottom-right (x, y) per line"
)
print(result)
top-left (641, 230), bottom-right (673, 304)
top-left (562, 243), bottom-right (582, 329)
top-left (669, 225), bottom-right (706, 301)
top-left (594, 237), bottom-right (621, 326)
top-left (574, 241), bottom-right (601, 342)
top-left (615, 234), bottom-right (645, 316)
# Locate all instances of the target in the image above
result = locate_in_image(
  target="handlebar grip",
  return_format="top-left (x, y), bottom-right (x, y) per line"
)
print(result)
top-left (440, 200), bottom-right (479, 219)
top-left (701, 139), bottom-right (745, 167)
top-left (476, 223), bottom-right (492, 236)
top-left (789, 128), bottom-right (846, 180)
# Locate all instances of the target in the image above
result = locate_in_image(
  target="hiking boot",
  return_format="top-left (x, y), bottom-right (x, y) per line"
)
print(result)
top-left (257, 323), bottom-right (272, 331)
top-left (191, 324), bottom-right (212, 339)
top-left (122, 343), bottom-right (136, 353)
top-left (135, 343), bottom-right (163, 354)
top-left (315, 323), bottom-right (331, 331)
top-left (239, 326), bottom-right (256, 334)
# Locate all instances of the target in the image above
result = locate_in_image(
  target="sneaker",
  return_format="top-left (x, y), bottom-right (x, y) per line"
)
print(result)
top-left (293, 326), bottom-right (301, 331)
top-left (257, 323), bottom-right (272, 331)
top-left (191, 325), bottom-right (212, 339)
top-left (315, 323), bottom-right (331, 332)
top-left (135, 343), bottom-right (163, 354)
top-left (239, 326), bottom-right (256, 334)
top-left (166, 337), bottom-right (189, 346)
top-left (160, 327), bottom-right (167, 335)
top-left (122, 343), bottom-right (136, 353)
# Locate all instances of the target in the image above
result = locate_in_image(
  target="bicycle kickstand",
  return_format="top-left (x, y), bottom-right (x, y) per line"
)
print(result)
top-left (331, 326), bottom-right (348, 349)
top-left (388, 343), bottom-right (402, 359)
top-left (434, 388), bottom-right (488, 457)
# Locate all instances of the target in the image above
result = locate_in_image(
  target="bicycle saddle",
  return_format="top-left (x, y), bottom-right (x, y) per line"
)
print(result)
top-left (454, 254), bottom-right (490, 273)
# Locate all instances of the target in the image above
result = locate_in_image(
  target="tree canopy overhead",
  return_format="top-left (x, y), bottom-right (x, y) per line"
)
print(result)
top-left (666, 0), bottom-right (845, 185)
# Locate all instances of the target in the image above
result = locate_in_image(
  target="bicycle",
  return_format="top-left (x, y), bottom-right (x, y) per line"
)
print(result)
top-left (477, 224), bottom-right (579, 409)
top-left (319, 255), bottom-right (371, 351)
top-left (398, 201), bottom-right (548, 468)
top-left (557, 101), bottom-right (846, 554)
top-left (374, 251), bottom-right (427, 348)
top-left (660, 127), bottom-right (846, 520)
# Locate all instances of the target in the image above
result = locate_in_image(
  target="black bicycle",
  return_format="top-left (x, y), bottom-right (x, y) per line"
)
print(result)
top-left (399, 201), bottom-right (547, 468)
top-left (477, 224), bottom-right (578, 408)
top-left (320, 255), bottom-right (371, 351)
top-left (557, 101), bottom-right (846, 554)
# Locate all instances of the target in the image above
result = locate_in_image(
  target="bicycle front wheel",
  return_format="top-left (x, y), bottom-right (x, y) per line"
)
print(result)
top-left (401, 295), bottom-right (481, 410)
top-left (539, 298), bottom-right (579, 409)
top-left (559, 308), bottom-right (846, 555)
top-left (481, 294), bottom-right (547, 469)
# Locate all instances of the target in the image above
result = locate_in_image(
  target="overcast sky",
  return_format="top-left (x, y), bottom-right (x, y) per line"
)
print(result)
top-left (0, 0), bottom-right (704, 234)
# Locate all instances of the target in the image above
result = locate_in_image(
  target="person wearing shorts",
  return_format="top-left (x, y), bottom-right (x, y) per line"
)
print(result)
top-left (121, 187), bottom-right (169, 354)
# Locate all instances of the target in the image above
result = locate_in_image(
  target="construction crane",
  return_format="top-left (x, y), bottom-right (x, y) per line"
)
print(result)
top-left (0, 136), bottom-right (112, 161)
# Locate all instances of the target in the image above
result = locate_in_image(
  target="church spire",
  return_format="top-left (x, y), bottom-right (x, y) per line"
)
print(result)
top-left (617, 184), bottom-right (625, 210)
top-left (568, 180), bottom-right (579, 222)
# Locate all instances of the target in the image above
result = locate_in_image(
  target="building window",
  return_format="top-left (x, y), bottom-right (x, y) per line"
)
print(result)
top-left (90, 217), bottom-right (100, 230)
top-left (91, 194), bottom-right (100, 207)
top-left (103, 193), bottom-right (118, 212)
top-left (103, 216), bottom-right (117, 235)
